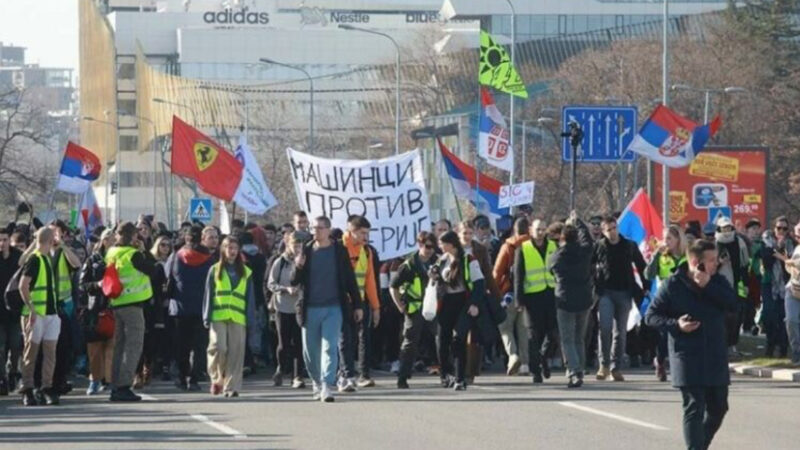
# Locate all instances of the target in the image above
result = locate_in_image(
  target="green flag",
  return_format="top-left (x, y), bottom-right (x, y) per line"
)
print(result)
top-left (479, 30), bottom-right (528, 98)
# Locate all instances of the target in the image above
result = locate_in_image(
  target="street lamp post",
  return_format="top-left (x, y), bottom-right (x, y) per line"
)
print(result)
top-left (671, 84), bottom-right (747, 123)
top-left (152, 97), bottom-right (200, 226)
top-left (121, 113), bottom-right (159, 219)
top-left (81, 114), bottom-right (115, 224)
top-left (505, 0), bottom-right (516, 184)
top-left (662, 0), bottom-right (670, 226)
top-left (259, 58), bottom-right (314, 152)
top-left (339, 24), bottom-right (401, 155)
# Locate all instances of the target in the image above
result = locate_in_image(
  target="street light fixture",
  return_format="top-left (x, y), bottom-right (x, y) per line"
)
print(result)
top-left (153, 97), bottom-right (198, 126)
top-left (338, 24), bottom-right (401, 155)
top-left (81, 115), bottom-right (115, 224)
top-left (259, 57), bottom-right (314, 152)
top-left (671, 83), bottom-right (747, 122)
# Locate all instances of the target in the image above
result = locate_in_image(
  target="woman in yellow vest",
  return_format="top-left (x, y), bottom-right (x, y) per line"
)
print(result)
top-left (203, 236), bottom-right (255, 398)
top-left (644, 225), bottom-right (687, 382)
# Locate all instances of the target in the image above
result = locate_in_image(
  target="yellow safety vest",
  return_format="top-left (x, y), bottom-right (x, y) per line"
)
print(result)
top-left (400, 258), bottom-right (423, 314)
top-left (521, 240), bottom-right (557, 294)
top-left (211, 264), bottom-right (252, 326)
top-left (22, 251), bottom-right (56, 317)
top-left (354, 247), bottom-right (369, 301)
top-left (105, 246), bottom-right (153, 308)
top-left (658, 254), bottom-right (687, 281)
top-left (55, 251), bottom-right (72, 302)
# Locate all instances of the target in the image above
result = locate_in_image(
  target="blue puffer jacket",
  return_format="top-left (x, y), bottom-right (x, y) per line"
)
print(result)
top-left (167, 246), bottom-right (214, 318)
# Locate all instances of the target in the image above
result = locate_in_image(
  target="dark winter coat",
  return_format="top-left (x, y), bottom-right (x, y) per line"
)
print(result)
top-left (645, 268), bottom-right (737, 388)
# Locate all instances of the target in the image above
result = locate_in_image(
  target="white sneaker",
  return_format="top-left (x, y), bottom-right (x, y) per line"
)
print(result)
top-left (518, 364), bottom-right (530, 376)
top-left (390, 360), bottom-right (400, 374)
top-left (506, 355), bottom-right (521, 376)
top-left (338, 377), bottom-right (356, 393)
top-left (320, 384), bottom-right (335, 403)
top-left (311, 382), bottom-right (321, 401)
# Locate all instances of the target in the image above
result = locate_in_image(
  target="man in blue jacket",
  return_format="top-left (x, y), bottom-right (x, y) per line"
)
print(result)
top-left (167, 225), bottom-right (214, 391)
top-left (645, 239), bottom-right (737, 450)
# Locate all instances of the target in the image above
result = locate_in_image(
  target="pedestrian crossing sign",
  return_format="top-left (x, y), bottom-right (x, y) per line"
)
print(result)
top-left (190, 198), bottom-right (213, 222)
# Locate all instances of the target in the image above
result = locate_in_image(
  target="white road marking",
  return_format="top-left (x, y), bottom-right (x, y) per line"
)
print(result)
top-left (558, 401), bottom-right (669, 431)
top-left (190, 414), bottom-right (248, 439)
top-left (138, 393), bottom-right (158, 401)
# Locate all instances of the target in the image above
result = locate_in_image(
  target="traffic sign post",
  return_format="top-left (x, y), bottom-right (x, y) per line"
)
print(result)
top-left (708, 206), bottom-right (732, 225)
top-left (562, 106), bottom-right (638, 162)
top-left (190, 198), bottom-right (213, 222)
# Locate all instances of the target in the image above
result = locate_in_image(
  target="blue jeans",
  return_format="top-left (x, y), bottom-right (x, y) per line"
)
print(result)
top-left (785, 289), bottom-right (800, 362)
top-left (762, 284), bottom-right (788, 351)
top-left (597, 289), bottom-right (632, 370)
top-left (302, 306), bottom-right (343, 387)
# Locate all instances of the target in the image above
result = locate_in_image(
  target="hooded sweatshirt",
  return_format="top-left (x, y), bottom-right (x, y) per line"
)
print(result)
top-left (343, 232), bottom-right (380, 311)
top-left (493, 234), bottom-right (530, 295)
top-left (167, 245), bottom-right (214, 317)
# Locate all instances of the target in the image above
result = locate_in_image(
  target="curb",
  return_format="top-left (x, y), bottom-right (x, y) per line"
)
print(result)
top-left (729, 363), bottom-right (800, 382)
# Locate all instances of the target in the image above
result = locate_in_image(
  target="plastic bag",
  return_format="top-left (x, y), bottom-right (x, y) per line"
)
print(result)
top-left (626, 299), bottom-right (642, 331)
top-left (422, 280), bottom-right (438, 321)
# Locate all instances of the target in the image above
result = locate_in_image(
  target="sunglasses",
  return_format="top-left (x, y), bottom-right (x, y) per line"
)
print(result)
top-left (590, 222), bottom-right (601, 227)
top-left (312, 226), bottom-right (329, 230)
top-left (776, 226), bottom-right (788, 231)
top-left (423, 244), bottom-right (435, 250)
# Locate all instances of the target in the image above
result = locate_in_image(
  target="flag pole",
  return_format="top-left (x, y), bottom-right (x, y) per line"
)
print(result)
top-left (447, 167), bottom-right (464, 222)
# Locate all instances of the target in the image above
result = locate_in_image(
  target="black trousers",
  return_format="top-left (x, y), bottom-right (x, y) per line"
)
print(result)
top-left (680, 386), bottom-right (729, 450)
top-left (175, 316), bottom-right (205, 384)
top-left (275, 312), bottom-right (305, 378)
top-left (437, 293), bottom-right (468, 383)
top-left (397, 311), bottom-right (424, 380)
top-left (520, 291), bottom-right (558, 376)
top-left (373, 301), bottom-right (402, 366)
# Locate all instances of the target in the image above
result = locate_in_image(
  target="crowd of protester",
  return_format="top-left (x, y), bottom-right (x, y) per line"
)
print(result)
top-left (2, 203), bottom-right (799, 448)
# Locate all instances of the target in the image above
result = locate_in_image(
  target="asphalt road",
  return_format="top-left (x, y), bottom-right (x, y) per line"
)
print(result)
top-left (0, 369), bottom-right (798, 449)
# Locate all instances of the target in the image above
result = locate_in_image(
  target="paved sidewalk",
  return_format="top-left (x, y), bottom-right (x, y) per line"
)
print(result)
top-left (729, 362), bottom-right (800, 382)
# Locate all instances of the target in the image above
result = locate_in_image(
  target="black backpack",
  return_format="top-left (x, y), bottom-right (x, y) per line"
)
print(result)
top-left (4, 267), bottom-right (24, 313)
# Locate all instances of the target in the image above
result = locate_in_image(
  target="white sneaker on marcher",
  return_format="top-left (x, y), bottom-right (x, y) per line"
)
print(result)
top-left (390, 360), bottom-right (400, 374)
top-left (507, 355), bottom-right (521, 376)
top-left (311, 382), bottom-right (321, 400)
top-left (320, 384), bottom-right (335, 403)
top-left (518, 364), bottom-right (530, 376)
top-left (339, 378), bottom-right (356, 392)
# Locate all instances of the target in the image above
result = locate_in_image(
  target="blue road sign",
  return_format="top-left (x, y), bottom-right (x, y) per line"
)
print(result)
top-left (708, 206), bottom-right (732, 225)
top-left (562, 106), bottom-right (638, 162)
top-left (190, 198), bottom-right (213, 222)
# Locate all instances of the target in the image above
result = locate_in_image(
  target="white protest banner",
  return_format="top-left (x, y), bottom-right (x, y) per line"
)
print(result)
top-left (498, 181), bottom-right (535, 209)
top-left (286, 148), bottom-right (431, 260)
top-left (233, 135), bottom-right (278, 214)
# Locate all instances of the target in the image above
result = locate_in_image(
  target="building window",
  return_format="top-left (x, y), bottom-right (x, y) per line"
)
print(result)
top-left (118, 63), bottom-right (135, 80)
top-left (118, 99), bottom-right (136, 115)
top-left (119, 135), bottom-right (138, 152)
top-left (558, 15), bottom-right (568, 35)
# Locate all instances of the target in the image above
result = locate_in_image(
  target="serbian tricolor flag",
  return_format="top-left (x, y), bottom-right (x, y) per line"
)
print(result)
top-left (627, 105), bottom-right (721, 168)
top-left (478, 87), bottom-right (513, 172)
top-left (56, 142), bottom-right (101, 194)
top-left (438, 138), bottom-right (509, 217)
top-left (77, 187), bottom-right (103, 238)
top-left (618, 188), bottom-right (663, 316)
top-left (171, 116), bottom-right (243, 201)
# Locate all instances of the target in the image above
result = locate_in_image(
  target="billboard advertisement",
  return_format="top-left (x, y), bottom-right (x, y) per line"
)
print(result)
top-left (653, 147), bottom-right (768, 228)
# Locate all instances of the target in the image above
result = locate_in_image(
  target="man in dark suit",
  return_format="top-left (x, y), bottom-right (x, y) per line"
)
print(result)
top-left (645, 239), bottom-right (737, 450)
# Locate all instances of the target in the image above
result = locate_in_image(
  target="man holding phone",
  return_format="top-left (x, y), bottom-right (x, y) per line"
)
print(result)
top-left (646, 239), bottom-right (737, 450)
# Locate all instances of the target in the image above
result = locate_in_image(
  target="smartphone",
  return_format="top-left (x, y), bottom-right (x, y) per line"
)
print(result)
top-left (697, 263), bottom-right (706, 272)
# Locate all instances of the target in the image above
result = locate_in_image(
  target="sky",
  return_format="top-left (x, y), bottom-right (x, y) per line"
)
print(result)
top-left (0, 0), bottom-right (79, 70)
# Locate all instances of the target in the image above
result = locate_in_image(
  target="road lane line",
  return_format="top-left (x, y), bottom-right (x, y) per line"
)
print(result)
top-left (558, 401), bottom-right (669, 431)
top-left (190, 414), bottom-right (248, 439)
top-left (139, 393), bottom-right (158, 401)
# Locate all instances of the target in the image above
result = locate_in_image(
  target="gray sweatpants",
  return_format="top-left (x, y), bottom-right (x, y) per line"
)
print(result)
top-left (597, 289), bottom-right (632, 370)
top-left (111, 306), bottom-right (145, 389)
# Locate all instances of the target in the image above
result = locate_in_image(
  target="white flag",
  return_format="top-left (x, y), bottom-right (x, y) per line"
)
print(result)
top-left (478, 87), bottom-right (513, 172)
top-left (219, 201), bottom-right (231, 235)
top-left (232, 134), bottom-right (278, 215)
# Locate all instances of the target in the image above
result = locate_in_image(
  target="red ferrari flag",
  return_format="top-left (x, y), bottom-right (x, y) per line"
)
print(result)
top-left (170, 115), bottom-right (243, 201)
